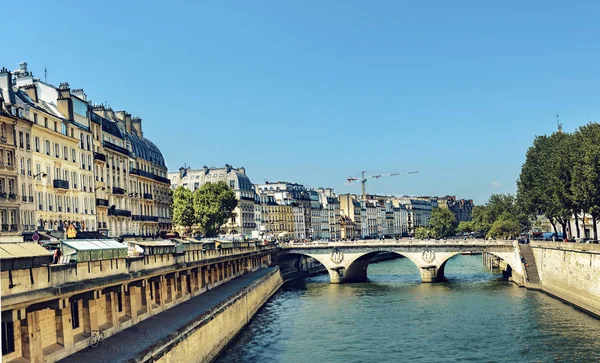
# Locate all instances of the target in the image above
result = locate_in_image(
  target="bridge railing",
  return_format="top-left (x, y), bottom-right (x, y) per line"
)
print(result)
top-left (279, 239), bottom-right (515, 248)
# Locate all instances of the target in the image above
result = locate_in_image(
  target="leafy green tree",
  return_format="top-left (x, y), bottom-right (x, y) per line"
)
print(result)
top-left (429, 207), bottom-right (457, 238)
top-left (486, 214), bottom-right (521, 239)
top-left (172, 186), bottom-right (195, 235)
top-left (193, 181), bottom-right (238, 237)
top-left (517, 132), bottom-right (577, 239)
top-left (414, 227), bottom-right (431, 239)
top-left (471, 205), bottom-right (491, 234)
top-left (572, 123), bottom-right (600, 240)
top-left (457, 221), bottom-right (474, 234)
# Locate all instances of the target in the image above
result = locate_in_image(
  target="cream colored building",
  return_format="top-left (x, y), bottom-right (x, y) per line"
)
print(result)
top-left (170, 165), bottom-right (255, 236)
top-left (0, 62), bottom-right (171, 240)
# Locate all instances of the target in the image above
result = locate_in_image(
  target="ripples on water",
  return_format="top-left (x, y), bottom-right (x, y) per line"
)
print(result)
top-left (217, 255), bottom-right (600, 363)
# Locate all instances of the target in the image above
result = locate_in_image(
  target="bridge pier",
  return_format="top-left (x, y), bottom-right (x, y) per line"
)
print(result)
top-left (420, 265), bottom-right (444, 283)
top-left (328, 266), bottom-right (368, 284)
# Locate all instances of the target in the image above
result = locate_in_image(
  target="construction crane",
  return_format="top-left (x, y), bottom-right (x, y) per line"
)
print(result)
top-left (347, 170), bottom-right (419, 200)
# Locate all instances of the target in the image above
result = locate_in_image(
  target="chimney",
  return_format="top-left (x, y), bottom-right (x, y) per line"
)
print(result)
top-left (56, 82), bottom-right (73, 120)
top-left (131, 117), bottom-right (143, 137)
top-left (125, 113), bottom-right (132, 134)
top-left (92, 105), bottom-right (107, 118)
top-left (14, 62), bottom-right (34, 87)
top-left (21, 84), bottom-right (38, 103)
top-left (179, 167), bottom-right (186, 178)
top-left (106, 107), bottom-right (115, 120)
top-left (0, 67), bottom-right (12, 104)
top-left (238, 166), bottom-right (246, 175)
top-left (72, 88), bottom-right (87, 101)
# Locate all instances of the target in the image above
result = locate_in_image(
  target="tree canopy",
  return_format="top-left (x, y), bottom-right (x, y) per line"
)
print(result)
top-left (517, 123), bottom-right (600, 240)
top-left (193, 181), bottom-right (238, 237)
top-left (429, 207), bottom-right (457, 238)
top-left (172, 186), bottom-right (195, 234)
top-left (414, 227), bottom-right (431, 239)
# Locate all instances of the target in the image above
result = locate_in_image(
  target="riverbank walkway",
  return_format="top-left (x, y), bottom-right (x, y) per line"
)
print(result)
top-left (58, 267), bottom-right (276, 363)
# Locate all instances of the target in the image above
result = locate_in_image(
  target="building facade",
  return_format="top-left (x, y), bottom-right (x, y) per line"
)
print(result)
top-left (0, 62), bottom-right (171, 241)
top-left (169, 165), bottom-right (255, 237)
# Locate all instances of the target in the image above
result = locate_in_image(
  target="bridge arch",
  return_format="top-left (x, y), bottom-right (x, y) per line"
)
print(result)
top-left (343, 251), bottom-right (422, 283)
top-left (277, 241), bottom-right (523, 284)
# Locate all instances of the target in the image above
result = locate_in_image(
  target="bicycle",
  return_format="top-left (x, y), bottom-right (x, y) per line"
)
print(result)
top-left (90, 329), bottom-right (105, 348)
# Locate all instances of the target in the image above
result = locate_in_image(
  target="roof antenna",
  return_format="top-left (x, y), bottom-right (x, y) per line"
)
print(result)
top-left (556, 114), bottom-right (562, 133)
top-left (44, 67), bottom-right (47, 83)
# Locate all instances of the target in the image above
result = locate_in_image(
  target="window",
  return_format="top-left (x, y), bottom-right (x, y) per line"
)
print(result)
top-left (230, 180), bottom-right (235, 188)
top-left (63, 146), bottom-right (68, 160)
top-left (1, 320), bottom-right (15, 355)
top-left (71, 300), bottom-right (80, 329)
top-left (71, 149), bottom-right (76, 163)
top-left (86, 135), bottom-right (91, 151)
top-left (117, 292), bottom-right (123, 312)
top-left (33, 113), bottom-right (38, 124)
top-left (25, 133), bottom-right (30, 150)
top-left (54, 143), bottom-right (60, 158)
top-left (35, 137), bottom-right (40, 152)
top-left (61, 123), bottom-right (67, 135)
top-left (45, 140), bottom-right (50, 155)
top-left (54, 121), bottom-right (57, 132)
top-left (18, 132), bottom-right (23, 148)
top-left (44, 117), bottom-right (48, 128)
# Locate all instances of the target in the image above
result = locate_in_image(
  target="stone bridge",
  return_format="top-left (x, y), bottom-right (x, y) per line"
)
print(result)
top-left (277, 239), bottom-right (524, 284)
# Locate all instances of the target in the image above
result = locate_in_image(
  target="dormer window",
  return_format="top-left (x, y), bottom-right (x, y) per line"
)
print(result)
top-left (10, 106), bottom-right (16, 116)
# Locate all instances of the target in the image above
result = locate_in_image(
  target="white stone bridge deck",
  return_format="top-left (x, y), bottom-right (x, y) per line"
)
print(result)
top-left (278, 239), bottom-right (522, 283)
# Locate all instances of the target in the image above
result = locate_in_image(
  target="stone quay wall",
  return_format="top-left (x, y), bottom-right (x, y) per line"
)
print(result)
top-left (137, 267), bottom-right (284, 363)
top-left (530, 242), bottom-right (600, 317)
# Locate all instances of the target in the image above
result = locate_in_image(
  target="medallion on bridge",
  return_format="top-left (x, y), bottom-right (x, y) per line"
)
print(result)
top-left (421, 248), bottom-right (435, 263)
top-left (330, 247), bottom-right (344, 264)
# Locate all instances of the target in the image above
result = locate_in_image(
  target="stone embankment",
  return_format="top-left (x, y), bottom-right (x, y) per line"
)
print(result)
top-left (527, 242), bottom-right (600, 317)
top-left (58, 267), bottom-right (283, 363)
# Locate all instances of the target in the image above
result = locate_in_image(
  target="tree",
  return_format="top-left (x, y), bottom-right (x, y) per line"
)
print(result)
top-left (572, 123), bottom-right (600, 240)
top-left (429, 207), bottom-right (457, 238)
top-left (486, 213), bottom-right (521, 239)
top-left (457, 221), bottom-right (474, 234)
top-left (193, 181), bottom-right (238, 237)
top-left (172, 186), bottom-right (195, 235)
top-left (414, 227), bottom-right (431, 239)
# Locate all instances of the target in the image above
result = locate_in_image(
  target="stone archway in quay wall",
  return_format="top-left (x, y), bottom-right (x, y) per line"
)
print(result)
top-left (277, 243), bottom-right (523, 284)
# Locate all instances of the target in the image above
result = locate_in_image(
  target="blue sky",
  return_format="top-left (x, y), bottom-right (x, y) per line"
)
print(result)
top-left (4, 0), bottom-right (600, 204)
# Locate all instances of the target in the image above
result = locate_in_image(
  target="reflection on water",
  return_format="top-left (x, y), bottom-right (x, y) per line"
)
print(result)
top-left (217, 255), bottom-right (600, 363)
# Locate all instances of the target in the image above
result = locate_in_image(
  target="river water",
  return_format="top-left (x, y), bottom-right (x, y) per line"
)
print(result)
top-left (217, 255), bottom-right (600, 363)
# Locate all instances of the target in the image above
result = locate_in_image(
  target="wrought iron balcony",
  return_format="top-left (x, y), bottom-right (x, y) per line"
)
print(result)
top-left (129, 168), bottom-right (171, 185)
top-left (132, 215), bottom-right (159, 222)
top-left (28, 196), bottom-right (34, 202)
top-left (108, 208), bottom-right (132, 217)
top-left (96, 198), bottom-right (109, 207)
top-left (53, 179), bottom-right (69, 190)
top-left (143, 193), bottom-right (153, 200)
top-left (112, 187), bottom-right (125, 195)
top-left (102, 141), bottom-right (130, 156)
top-left (94, 152), bottom-right (106, 163)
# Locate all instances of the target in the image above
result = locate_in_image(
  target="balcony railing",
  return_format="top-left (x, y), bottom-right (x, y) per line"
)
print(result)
top-left (93, 152), bottom-right (106, 163)
top-left (129, 168), bottom-right (171, 185)
top-left (132, 215), bottom-right (159, 222)
top-left (53, 179), bottom-right (69, 190)
top-left (143, 193), bottom-right (153, 200)
top-left (0, 224), bottom-right (18, 232)
top-left (8, 193), bottom-right (16, 199)
top-left (98, 222), bottom-right (107, 229)
top-left (108, 208), bottom-right (132, 217)
top-left (102, 141), bottom-right (130, 156)
top-left (112, 187), bottom-right (125, 195)
top-left (21, 196), bottom-right (27, 202)
top-left (28, 196), bottom-right (34, 202)
top-left (96, 198), bottom-right (109, 207)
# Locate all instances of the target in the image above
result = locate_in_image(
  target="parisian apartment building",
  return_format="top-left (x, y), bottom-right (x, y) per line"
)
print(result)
top-left (0, 62), bottom-right (172, 242)
top-left (169, 164), bottom-right (475, 240)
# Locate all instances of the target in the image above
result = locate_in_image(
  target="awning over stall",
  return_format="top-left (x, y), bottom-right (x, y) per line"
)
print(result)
top-left (60, 239), bottom-right (128, 262)
top-left (0, 243), bottom-right (53, 270)
top-left (125, 240), bottom-right (177, 255)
